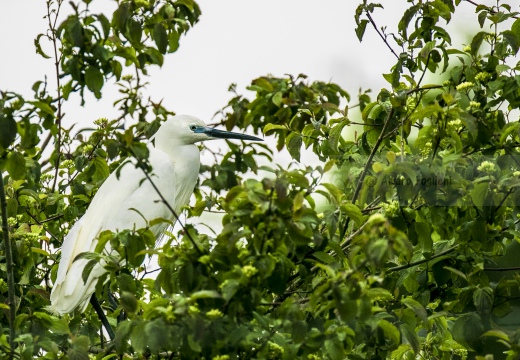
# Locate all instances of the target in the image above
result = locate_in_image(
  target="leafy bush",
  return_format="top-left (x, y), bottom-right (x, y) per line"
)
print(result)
top-left (1, 0), bottom-right (520, 359)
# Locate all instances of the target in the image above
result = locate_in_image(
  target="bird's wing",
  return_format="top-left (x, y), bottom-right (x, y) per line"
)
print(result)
top-left (54, 160), bottom-right (142, 286)
top-left (54, 150), bottom-right (177, 297)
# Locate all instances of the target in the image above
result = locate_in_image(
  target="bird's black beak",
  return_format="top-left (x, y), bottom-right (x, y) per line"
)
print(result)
top-left (203, 127), bottom-right (263, 141)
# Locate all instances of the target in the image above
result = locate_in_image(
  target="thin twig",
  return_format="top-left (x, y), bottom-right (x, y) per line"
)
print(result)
top-left (339, 109), bottom-right (394, 242)
top-left (484, 266), bottom-right (520, 272)
top-left (352, 108), bottom-right (395, 205)
top-left (340, 220), bottom-right (368, 250)
top-left (463, 0), bottom-right (519, 19)
top-left (405, 85), bottom-right (443, 95)
top-left (416, 52), bottom-right (431, 89)
top-left (365, 11), bottom-right (399, 59)
top-left (0, 175), bottom-right (16, 360)
top-left (25, 211), bottom-right (60, 242)
top-left (139, 166), bottom-right (204, 255)
top-left (387, 246), bottom-right (458, 273)
top-left (48, 0), bottom-right (64, 193)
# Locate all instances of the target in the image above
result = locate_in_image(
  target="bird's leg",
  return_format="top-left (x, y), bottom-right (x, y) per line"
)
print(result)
top-left (90, 294), bottom-right (115, 341)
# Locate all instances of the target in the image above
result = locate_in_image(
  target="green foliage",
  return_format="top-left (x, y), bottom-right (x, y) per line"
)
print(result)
top-left (2, 0), bottom-right (520, 359)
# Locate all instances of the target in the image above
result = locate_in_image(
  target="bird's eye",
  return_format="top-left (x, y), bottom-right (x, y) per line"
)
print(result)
top-left (189, 125), bottom-right (197, 131)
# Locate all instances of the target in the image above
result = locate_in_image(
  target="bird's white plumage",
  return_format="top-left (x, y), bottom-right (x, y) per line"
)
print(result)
top-left (49, 115), bottom-right (206, 314)
top-left (49, 114), bottom-right (261, 314)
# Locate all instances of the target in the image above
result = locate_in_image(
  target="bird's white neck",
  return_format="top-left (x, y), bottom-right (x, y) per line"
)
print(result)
top-left (163, 143), bottom-right (201, 213)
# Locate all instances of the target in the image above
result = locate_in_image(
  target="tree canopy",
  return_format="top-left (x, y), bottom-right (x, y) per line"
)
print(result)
top-left (2, 0), bottom-right (520, 359)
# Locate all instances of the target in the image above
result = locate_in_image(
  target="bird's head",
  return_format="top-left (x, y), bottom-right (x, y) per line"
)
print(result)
top-left (155, 115), bottom-right (263, 146)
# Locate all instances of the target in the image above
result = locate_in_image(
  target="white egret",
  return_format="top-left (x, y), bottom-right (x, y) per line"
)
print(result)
top-left (49, 115), bottom-right (262, 315)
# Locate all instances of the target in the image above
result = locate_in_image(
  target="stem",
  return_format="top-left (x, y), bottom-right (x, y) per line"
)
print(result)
top-left (0, 175), bottom-right (16, 360)
top-left (139, 165), bottom-right (204, 256)
top-left (365, 11), bottom-right (399, 59)
top-left (352, 108), bottom-right (394, 205)
top-left (338, 108), bottom-right (395, 242)
top-left (47, 0), bottom-right (63, 193)
top-left (387, 246), bottom-right (457, 273)
top-left (484, 266), bottom-right (520, 272)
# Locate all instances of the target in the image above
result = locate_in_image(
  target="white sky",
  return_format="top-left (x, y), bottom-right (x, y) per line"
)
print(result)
top-left (0, 1), bottom-right (505, 124)
top-left (1, 1), bottom-right (496, 158)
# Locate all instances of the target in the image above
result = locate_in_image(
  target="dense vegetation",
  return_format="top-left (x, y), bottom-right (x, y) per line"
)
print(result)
top-left (1, 0), bottom-right (520, 358)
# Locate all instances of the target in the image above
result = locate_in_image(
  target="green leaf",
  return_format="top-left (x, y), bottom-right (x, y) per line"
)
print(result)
top-left (324, 338), bottom-right (344, 360)
top-left (272, 91), bottom-right (283, 107)
top-left (117, 273), bottom-right (136, 293)
top-left (126, 18), bottom-right (142, 44)
top-left (480, 329), bottom-right (510, 341)
top-left (452, 312), bottom-right (484, 351)
top-left (471, 31), bottom-right (487, 55)
top-left (221, 279), bottom-right (240, 301)
top-left (153, 23), bottom-right (168, 54)
top-left (512, 19), bottom-right (520, 39)
top-left (263, 123), bottom-right (287, 134)
top-left (34, 34), bottom-right (51, 59)
top-left (400, 323), bottom-right (420, 354)
top-left (378, 319), bottom-right (400, 346)
top-left (473, 287), bottom-right (493, 315)
top-left (312, 251), bottom-right (336, 264)
top-left (145, 319), bottom-right (169, 353)
top-left (30, 100), bottom-right (55, 117)
top-left (130, 322), bottom-right (147, 353)
top-left (413, 222), bottom-right (432, 254)
top-left (177, 0), bottom-right (195, 11)
top-left (121, 291), bottom-right (138, 313)
top-left (112, 2), bottom-right (130, 31)
top-left (81, 259), bottom-right (98, 284)
top-left (366, 288), bottom-right (393, 300)
top-left (286, 132), bottom-right (302, 162)
top-left (342, 203), bottom-right (363, 226)
top-left (502, 30), bottom-right (519, 54)
top-left (355, 19), bottom-right (368, 41)
top-left (187, 334), bottom-right (202, 352)
top-left (91, 157), bottom-right (110, 183)
top-left (190, 290), bottom-right (221, 300)
top-left (0, 115), bottom-right (17, 150)
top-left (478, 11), bottom-right (487, 28)
top-left (328, 120), bottom-right (347, 152)
top-left (49, 316), bottom-right (70, 334)
top-left (253, 77), bottom-right (274, 92)
top-left (401, 297), bottom-right (428, 325)
top-left (471, 182), bottom-right (489, 208)
top-left (168, 30), bottom-right (180, 53)
top-left (67, 335), bottom-right (89, 360)
top-left (95, 14), bottom-right (111, 39)
top-left (114, 320), bottom-right (132, 353)
top-left (85, 66), bottom-right (104, 98)
top-left (6, 152), bottom-right (26, 180)
top-left (500, 121), bottom-right (520, 145)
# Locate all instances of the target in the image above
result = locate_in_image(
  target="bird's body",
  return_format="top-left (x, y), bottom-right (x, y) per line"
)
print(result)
top-left (49, 115), bottom-right (261, 315)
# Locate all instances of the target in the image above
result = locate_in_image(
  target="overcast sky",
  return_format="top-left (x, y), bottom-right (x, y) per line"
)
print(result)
top-left (0, 0), bottom-right (488, 124)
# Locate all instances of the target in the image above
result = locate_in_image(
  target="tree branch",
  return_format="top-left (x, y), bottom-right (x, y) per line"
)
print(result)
top-left (47, 0), bottom-right (64, 193)
top-left (387, 246), bottom-right (458, 273)
top-left (138, 164), bottom-right (204, 256)
top-left (339, 108), bottom-right (395, 241)
top-left (484, 266), bottom-right (520, 272)
top-left (0, 175), bottom-right (16, 360)
top-left (365, 11), bottom-right (399, 59)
